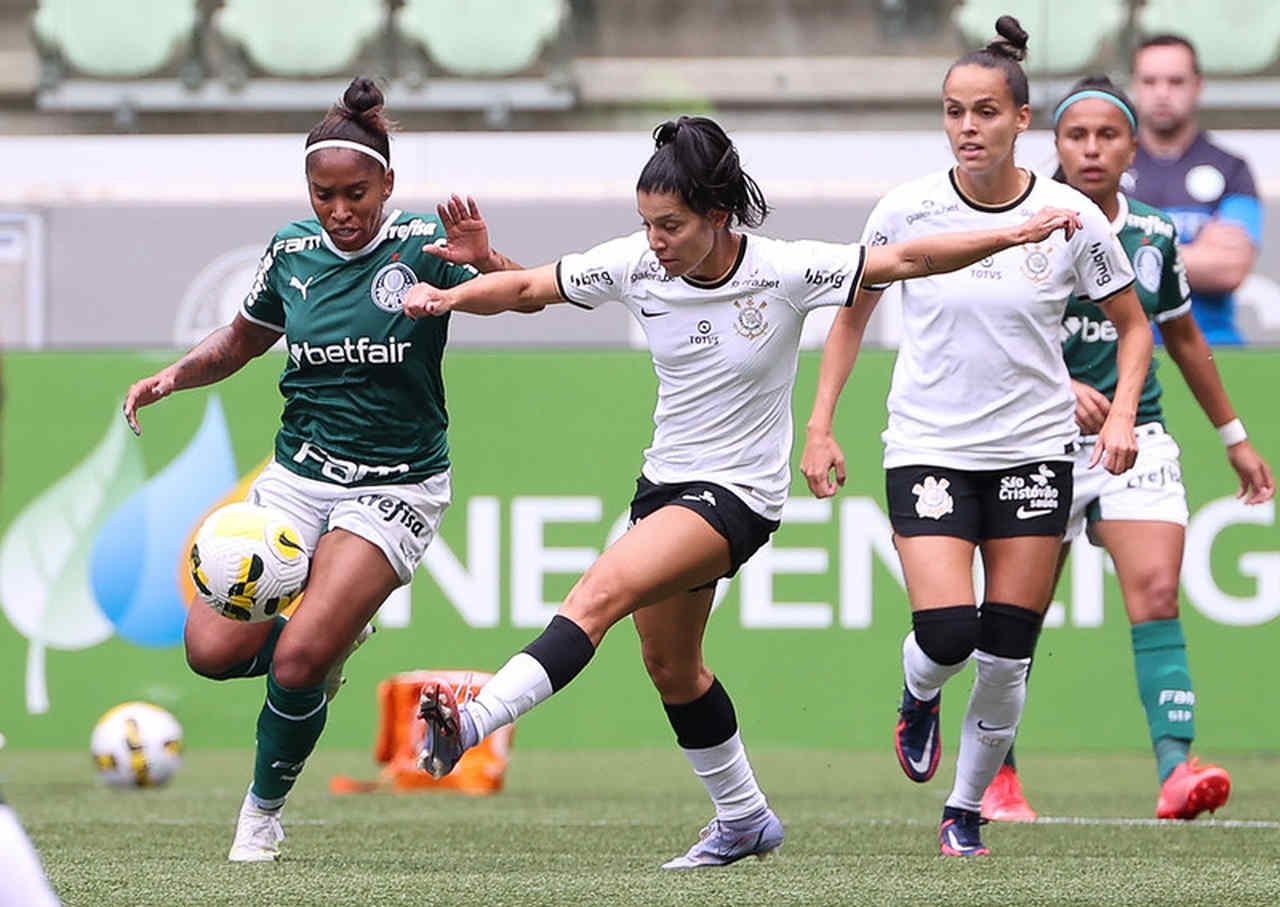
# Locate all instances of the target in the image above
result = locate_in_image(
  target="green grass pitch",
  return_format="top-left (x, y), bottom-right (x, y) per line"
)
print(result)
top-left (6, 749), bottom-right (1280, 906)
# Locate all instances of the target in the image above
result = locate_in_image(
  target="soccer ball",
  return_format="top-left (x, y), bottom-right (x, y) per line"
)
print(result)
top-left (190, 502), bottom-right (309, 623)
top-left (90, 702), bottom-right (183, 788)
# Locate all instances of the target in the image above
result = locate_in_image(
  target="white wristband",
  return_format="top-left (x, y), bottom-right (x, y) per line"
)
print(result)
top-left (1217, 418), bottom-right (1247, 447)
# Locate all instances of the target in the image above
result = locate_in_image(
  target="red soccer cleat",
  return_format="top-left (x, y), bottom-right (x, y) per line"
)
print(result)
top-left (1156, 757), bottom-right (1231, 820)
top-left (981, 764), bottom-right (1038, 822)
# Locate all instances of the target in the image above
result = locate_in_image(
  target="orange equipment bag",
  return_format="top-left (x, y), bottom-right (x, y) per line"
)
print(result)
top-left (329, 670), bottom-right (514, 796)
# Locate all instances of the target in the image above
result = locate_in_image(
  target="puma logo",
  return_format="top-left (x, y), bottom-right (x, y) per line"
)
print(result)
top-left (290, 275), bottom-right (315, 300)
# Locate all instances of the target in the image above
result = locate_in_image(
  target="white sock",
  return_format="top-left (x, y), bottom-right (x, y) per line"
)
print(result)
top-left (946, 649), bottom-right (1029, 812)
top-left (464, 652), bottom-right (555, 742)
top-left (0, 805), bottom-right (61, 907)
top-left (682, 730), bottom-right (769, 824)
top-left (902, 631), bottom-right (970, 701)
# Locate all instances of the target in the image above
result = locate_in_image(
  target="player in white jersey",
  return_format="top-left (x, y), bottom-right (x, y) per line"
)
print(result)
top-left (981, 77), bottom-right (1275, 824)
top-left (401, 115), bottom-right (1081, 868)
top-left (802, 16), bottom-right (1153, 856)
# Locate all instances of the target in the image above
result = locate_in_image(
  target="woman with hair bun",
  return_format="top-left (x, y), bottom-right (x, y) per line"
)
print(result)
top-left (802, 18), bottom-right (1154, 856)
top-left (122, 77), bottom-right (522, 862)
top-left (403, 113), bottom-right (1082, 867)
top-left (981, 75), bottom-right (1274, 824)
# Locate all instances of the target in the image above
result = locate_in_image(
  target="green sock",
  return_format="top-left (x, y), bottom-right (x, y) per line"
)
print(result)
top-left (205, 617), bottom-right (286, 680)
top-left (251, 671), bottom-right (327, 808)
top-left (1131, 618), bottom-right (1195, 782)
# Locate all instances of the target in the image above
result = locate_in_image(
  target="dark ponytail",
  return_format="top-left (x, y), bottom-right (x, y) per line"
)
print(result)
top-left (636, 116), bottom-right (769, 228)
top-left (306, 76), bottom-right (395, 167)
top-left (946, 15), bottom-right (1031, 107)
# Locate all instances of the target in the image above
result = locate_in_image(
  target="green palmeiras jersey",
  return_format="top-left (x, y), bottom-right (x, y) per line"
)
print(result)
top-left (1061, 194), bottom-right (1191, 427)
top-left (241, 208), bottom-right (477, 486)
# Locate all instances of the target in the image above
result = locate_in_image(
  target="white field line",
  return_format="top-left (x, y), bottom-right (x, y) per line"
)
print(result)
top-left (865, 816), bottom-right (1280, 830)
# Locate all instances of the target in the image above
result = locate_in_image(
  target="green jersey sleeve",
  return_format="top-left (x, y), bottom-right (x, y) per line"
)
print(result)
top-left (1153, 230), bottom-right (1192, 324)
top-left (242, 237), bottom-right (287, 331)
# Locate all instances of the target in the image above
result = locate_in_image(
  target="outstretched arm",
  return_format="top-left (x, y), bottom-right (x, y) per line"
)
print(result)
top-left (800, 289), bottom-right (883, 497)
top-left (862, 207), bottom-right (1081, 285)
top-left (403, 263), bottom-right (564, 318)
top-left (1160, 312), bottom-right (1275, 503)
top-left (123, 314), bottom-right (280, 435)
top-left (422, 194), bottom-right (522, 274)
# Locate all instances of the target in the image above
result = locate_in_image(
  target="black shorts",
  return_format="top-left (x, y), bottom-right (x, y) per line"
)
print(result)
top-left (886, 460), bottom-right (1073, 542)
top-left (629, 476), bottom-right (780, 581)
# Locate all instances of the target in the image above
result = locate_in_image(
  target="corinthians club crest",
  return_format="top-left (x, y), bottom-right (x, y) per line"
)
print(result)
top-left (733, 298), bottom-right (768, 340)
top-left (370, 261), bottom-right (418, 313)
top-left (912, 476), bottom-right (954, 520)
top-left (1021, 243), bottom-right (1052, 283)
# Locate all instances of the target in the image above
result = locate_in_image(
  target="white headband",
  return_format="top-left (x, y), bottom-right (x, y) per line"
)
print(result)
top-left (304, 138), bottom-right (388, 170)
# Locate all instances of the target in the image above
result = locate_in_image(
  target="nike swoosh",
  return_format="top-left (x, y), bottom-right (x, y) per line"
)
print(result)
top-left (976, 720), bottom-right (1012, 732)
top-left (639, 308), bottom-right (669, 318)
top-left (1015, 506), bottom-right (1054, 519)
top-left (906, 734), bottom-right (935, 774)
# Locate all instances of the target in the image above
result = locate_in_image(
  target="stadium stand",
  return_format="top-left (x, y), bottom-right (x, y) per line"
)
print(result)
top-left (1136, 0), bottom-right (1280, 74)
top-left (952, 0), bottom-right (1127, 73)
top-left (33, 0), bottom-right (197, 79)
top-left (213, 0), bottom-right (388, 79)
top-left (396, 0), bottom-right (567, 77)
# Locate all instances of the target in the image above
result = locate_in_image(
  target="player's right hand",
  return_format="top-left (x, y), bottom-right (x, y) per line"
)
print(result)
top-left (1014, 206), bottom-right (1082, 244)
top-left (122, 372), bottom-right (175, 436)
top-left (1072, 379), bottom-right (1111, 435)
top-left (801, 428), bottom-right (847, 498)
top-left (402, 283), bottom-right (455, 319)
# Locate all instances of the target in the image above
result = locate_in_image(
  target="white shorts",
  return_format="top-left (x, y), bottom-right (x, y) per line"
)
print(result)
top-left (247, 459), bottom-right (451, 584)
top-left (1065, 423), bottom-right (1189, 543)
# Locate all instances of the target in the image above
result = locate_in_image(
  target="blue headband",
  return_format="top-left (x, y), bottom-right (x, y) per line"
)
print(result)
top-left (1053, 89), bottom-right (1137, 131)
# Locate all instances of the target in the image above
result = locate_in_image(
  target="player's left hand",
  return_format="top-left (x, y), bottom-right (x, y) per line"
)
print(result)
top-left (1090, 414), bottom-right (1138, 475)
top-left (1227, 440), bottom-right (1276, 505)
top-left (402, 283), bottom-right (456, 319)
top-left (423, 194), bottom-right (492, 267)
top-left (1015, 206), bottom-right (1082, 244)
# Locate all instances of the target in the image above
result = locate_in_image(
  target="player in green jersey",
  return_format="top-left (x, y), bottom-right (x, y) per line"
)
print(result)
top-left (121, 77), bottom-right (520, 862)
top-left (982, 76), bottom-right (1275, 823)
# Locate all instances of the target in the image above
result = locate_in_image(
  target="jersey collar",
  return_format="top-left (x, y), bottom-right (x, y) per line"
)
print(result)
top-left (321, 208), bottom-right (403, 260)
top-left (948, 168), bottom-right (1036, 213)
top-left (1110, 192), bottom-right (1129, 233)
top-left (681, 234), bottom-right (748, 290)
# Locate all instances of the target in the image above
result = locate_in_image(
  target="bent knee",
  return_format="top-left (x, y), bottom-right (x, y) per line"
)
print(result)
top-left (1128, 573), bottom-right (1181, 622)
top-left (641, 648), bottom-right (705, 699)
top-left (270, 642), bottom-right (330, 690)
top-left (564, 568), bottom-right (637, 628)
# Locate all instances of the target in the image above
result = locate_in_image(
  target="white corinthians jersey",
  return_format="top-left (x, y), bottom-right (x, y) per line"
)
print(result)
top-left (557, 231), bottom-right (866, 520)
top-left (863, 170), bottom-right (1134, 469)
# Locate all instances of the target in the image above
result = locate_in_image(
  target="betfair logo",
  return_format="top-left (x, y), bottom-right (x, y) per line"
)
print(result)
top-left (289, 337), bottom-right (412, 366)
top-left (1062, 315), bottom-right (1117, 343)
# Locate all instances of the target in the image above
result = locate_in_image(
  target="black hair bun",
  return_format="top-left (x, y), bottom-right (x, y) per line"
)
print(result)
top-left (342, 76), bottom-right (384, 115)
top-left (652, 118), bottom-right (683, 148)
top-left (990, 15), bottom-right (1029, 61)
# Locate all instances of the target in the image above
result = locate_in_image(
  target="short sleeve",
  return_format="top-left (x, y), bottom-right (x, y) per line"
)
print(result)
top-left (778, 240), bottom-right (867, 312)
top-left (859, 195), bottom-right (899, 291)
top-left (241, 238), bottom-right (286, 332)
top-left (555, 234), bottom-right (638, 310)
top-left (1070, 207), bottom-right (1135, 303)
top-left (1153, 234), bottom-right (1192, 324)
top-left (1218, 159), bottom-right (1262, 245)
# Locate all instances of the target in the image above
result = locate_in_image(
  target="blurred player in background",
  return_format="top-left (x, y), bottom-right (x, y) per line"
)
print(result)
top-left (121, 77), bottom-right (520, 863)
top-left (802, 16), bottom-right (1152, 856)
top-left (1129, 35), bottom-right (1262, 345)
top-left (404, 114), bottom-right (1081, 868)
top-left (0, 792), bottom-right (60, 906)
top-left (981, 76), bottom-right (1275, 823)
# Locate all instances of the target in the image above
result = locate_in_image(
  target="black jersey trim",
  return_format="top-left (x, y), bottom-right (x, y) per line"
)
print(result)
top-left (682, 234), bottom-right (748, 290)
top-left (843, 244), bottom-right (868, 307)
top-left (948, 168), bottom-right (1036, 214)
top-left (553, 260), bottom-right (591, 309)
top-left (1087, 278), bottom-right (1137, 307)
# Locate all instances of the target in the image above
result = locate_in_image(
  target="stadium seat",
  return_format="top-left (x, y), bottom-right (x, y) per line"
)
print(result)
top-left (396, 0), bottom-right (567, 77)
top-left (214, 0), bottom-right (387, 78)
top-left (1137, 1), bottom-right (1280, 74)
top-left (32, 0), bottom-right (198, 78)
top-left (952, 0), bottom-right (1126, 73)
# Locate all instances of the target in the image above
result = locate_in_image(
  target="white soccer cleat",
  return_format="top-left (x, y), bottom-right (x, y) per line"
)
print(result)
top-left (228, 790), bottom-right (285, 863)
top-left (661, 809), bottom-right (784, 869)
top-left (324, 622), bottom-right (377, 702)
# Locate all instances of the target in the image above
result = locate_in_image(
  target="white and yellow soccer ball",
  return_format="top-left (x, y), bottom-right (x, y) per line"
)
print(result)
top-left (90, 702), bottom-right (184, 788)
top-left (190, 502), bottom-right (309, 623)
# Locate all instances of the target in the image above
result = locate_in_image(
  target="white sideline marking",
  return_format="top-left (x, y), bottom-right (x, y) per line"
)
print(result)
top-left (866, 816), bottom-right (1280, 830)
